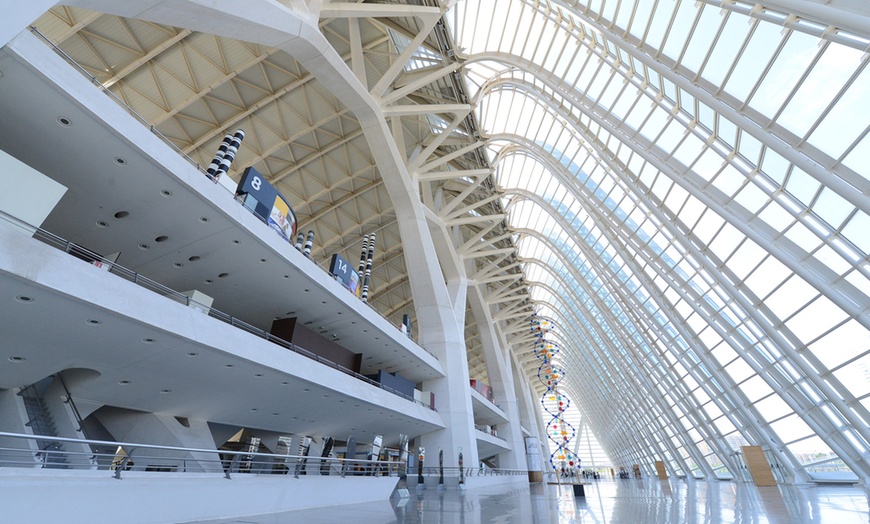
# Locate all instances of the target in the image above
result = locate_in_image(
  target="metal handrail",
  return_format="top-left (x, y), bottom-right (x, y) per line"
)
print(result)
top-left (0, 431), bottom-right (399, 480)
top-left (26, 26), bottom-right (438, 360)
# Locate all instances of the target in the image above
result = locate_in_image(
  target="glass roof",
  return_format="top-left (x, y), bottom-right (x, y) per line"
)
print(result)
top-left (449, 0), bottom-right (870, 481)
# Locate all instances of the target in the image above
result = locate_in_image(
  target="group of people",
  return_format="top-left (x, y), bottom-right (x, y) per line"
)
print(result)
top-left (558, 467), bottom-right (601, 480)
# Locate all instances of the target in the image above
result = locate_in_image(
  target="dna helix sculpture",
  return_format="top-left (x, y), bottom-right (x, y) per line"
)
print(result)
top-left (532, 316), bottom-right (579, 475)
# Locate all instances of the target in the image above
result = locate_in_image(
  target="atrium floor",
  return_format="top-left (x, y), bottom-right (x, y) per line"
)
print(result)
top-left (192, 477), bottom-right (870, 523)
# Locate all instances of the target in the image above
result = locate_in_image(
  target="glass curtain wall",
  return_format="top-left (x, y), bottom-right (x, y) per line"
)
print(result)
top-left (449, 0), bottom-right (870, 482)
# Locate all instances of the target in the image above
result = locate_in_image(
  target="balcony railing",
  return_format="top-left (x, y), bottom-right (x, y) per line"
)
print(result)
top-left (0, 431), bottom-right (398, 479)
top-left (0, 210), bottom-right (435, 411)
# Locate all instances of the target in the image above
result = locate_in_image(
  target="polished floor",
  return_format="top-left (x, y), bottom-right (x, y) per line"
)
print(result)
top-left (195, 478), bottom-right (870, 523)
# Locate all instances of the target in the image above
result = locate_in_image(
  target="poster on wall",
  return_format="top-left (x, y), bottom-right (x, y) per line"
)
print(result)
top-left (237, 167), bottom-right (297, 242)
top-left (268, 195), bottom-right (293, 241)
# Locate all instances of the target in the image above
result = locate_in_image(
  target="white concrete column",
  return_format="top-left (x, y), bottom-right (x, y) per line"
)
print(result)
top-left (419, 218), bottom-right (478, 467)
top-left (511, 350), bottom-right (544, 442)
top-left (468, 285), bottom-right (527, 469)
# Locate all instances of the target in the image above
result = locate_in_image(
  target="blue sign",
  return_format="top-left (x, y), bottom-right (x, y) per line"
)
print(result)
top-left (237, 167), bottom-right (297, 241)
top-left (330, 254), bottom-right (361, 296)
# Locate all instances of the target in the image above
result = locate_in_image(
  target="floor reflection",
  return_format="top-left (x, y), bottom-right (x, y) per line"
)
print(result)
top-left (192, 478), bottom-right (870, 523)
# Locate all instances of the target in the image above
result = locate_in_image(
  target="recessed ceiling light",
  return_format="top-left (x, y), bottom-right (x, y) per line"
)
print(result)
top-left (283, 275), bottom-right (289, 279)
top-left (303, 388), bottom-right (310, 392)
top-left (187, 352), bottom-right (198, 357)
top-left (57, 116), bottom-right (72, 126)
top-left (232, 240), bottom-right (240, 244)
top-left (114, 157), bottom-right (127, 166)
top-left (15, 295), bottom-right (33, 303)
top-left (250, 408), bottom-right (258, 412)
top-left (225, 364), bottom-right (234, 368)
top-left (272, 412), bottom-right (279, 416)
top-left (254, 373), bottom-right (263, 377)
top-left (155, 235), bottom-right (169, 243)
top-left (218, 273), bottom-right (229, 278)
top-left (143, 338), bottom-right (155, 343)
top-left (161, 189), bottom-right (172, 197)
top-left (160, 389), bottom-right (171, 394)
top-left (114, 211), bottom-right (129, 218)
top-left (259, 258), bottom-right (266, 263)
top-left (119, 380), bottom-right (130, 385)
top-left (281, 381), bottom-right (289, 385)
top-left (204, 279), bottom-right (213, 284)
top-left (173, 262), bottom-right (183, 268)
top-left (8, 356), bottom-right (25, 362)
top-left (87, 319), bottom-right (101, 325)
top-left (199, 217), bottom-right (209, 223)
top-left (96, 221), bottom-right (109, 228)
top-left (138, 244), bottom-right (150, 250)
top-left (188, 256), bottom-right (200, 262)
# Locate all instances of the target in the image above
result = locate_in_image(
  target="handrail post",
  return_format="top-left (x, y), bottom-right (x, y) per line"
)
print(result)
top-left (225, 454), bottom-right (241, 480)
top-left (113, 455), bottom-right (132, 480)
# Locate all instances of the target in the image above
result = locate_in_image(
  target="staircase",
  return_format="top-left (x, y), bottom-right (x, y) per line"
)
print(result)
top-left (18, 384), bottom-right (68, 469)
